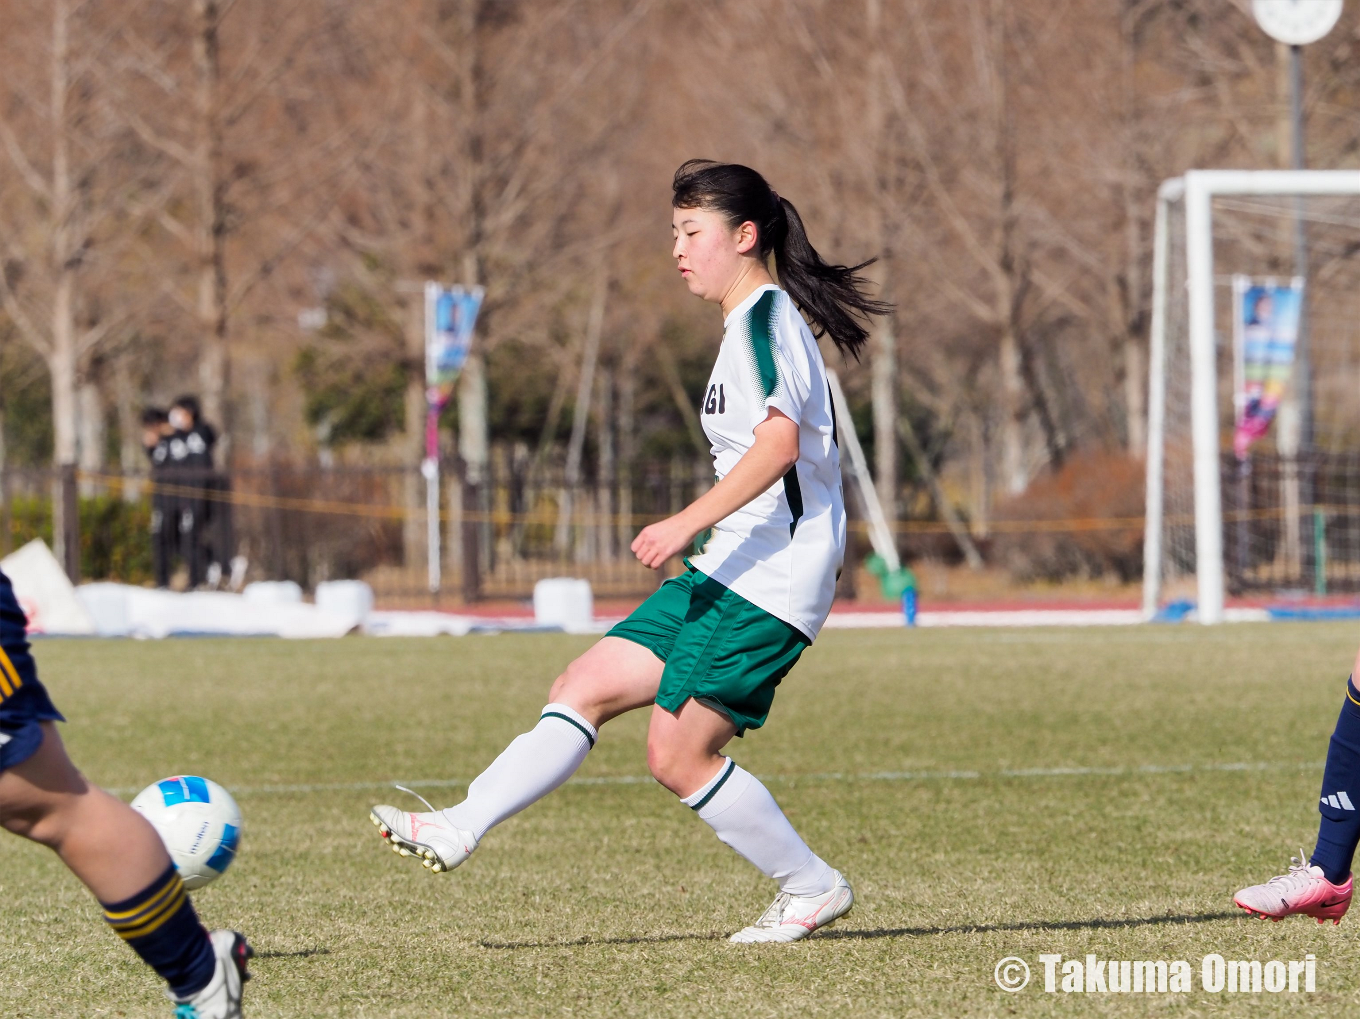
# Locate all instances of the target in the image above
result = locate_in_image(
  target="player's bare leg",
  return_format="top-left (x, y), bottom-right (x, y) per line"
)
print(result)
top-left (371, 636), bottom-right (663, 871)
top-left (647, 698), bottom-right (851, 942)
top-left (0, 723), bottom-right (249, 1015)
top-left (0, 722), bottom-right (168, 900)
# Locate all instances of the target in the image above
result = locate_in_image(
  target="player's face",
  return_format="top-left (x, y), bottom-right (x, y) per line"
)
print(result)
top-left (672, 206), bottom-right (754, 304)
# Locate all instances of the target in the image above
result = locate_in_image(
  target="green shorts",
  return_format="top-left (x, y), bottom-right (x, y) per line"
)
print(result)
top-left (607, 566), bottom-right (809, 736)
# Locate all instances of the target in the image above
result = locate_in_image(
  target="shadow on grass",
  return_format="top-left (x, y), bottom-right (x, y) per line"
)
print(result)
top-left (816, 910), bottom-right (1242, 941)
top-left (478, 911), bottom-right (1241, 950)
top-left (253, 947), bottom-right (332, 960)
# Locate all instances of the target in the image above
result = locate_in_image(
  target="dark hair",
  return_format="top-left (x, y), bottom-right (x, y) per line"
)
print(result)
top-left (171, 395), bottom-right (202, 424)
top-left (672, 159), bottom-right (891, 359)
top-left (141, 406), bottom-right (168, 425)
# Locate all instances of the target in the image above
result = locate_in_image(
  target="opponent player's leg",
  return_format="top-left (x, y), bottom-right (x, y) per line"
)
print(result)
top-left (646, 698), bottom-right (851, 942)
top-left (1234, 649), bottom-right (1360, 923)
top-left (370, 635), bottom-right (663, 872)
top-left (0, 723), bottom-right (250, 1014)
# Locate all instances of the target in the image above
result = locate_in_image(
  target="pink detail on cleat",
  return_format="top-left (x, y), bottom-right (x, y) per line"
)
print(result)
top-left (1233, 851), bottom-right (1352, 924)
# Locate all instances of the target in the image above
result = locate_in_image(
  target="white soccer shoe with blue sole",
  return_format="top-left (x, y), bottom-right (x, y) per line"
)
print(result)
top-left (370, 804), bottom-right (477, 874)
top-left (170, 929), bottom-right (251, 1018)
top-left (729, 871), bottom-right (854, 943)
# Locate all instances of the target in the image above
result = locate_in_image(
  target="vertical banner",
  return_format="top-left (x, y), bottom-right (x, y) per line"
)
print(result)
top-left (1232, 275), bottom-right (1303, 461)
top-left (424, 283), bottom-right (485, 459)
top-left (423, 282), bottom-right (484, 593)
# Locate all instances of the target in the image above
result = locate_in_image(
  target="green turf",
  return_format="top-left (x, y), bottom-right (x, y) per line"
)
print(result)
top-left (4, 624), bottom-right (1360, 1016)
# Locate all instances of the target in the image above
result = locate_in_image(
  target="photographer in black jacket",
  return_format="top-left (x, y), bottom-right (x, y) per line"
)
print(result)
top-left (165, 396), bottom-right (218, 589)
top-left (141, 407), bottom-right (176, 588)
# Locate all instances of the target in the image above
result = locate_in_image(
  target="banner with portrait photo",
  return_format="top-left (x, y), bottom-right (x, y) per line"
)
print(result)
top-left (1232, 275), bottom-right (1304, 461)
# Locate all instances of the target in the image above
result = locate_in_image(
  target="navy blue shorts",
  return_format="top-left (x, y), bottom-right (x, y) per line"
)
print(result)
top-left (0, 568), bottom-right (64, 771)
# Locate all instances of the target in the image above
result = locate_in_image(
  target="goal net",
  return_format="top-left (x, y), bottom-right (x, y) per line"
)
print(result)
top-left (1144, 171), bottom-right (1360, 622)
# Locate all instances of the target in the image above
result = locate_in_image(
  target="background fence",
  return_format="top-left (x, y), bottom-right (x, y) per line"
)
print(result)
top-left (0, 455), bottom-right (1210, 604)
top-left (1223, 452), bottom-right (1360, 595)
top-left (0, 458), bottom-right (725, 603)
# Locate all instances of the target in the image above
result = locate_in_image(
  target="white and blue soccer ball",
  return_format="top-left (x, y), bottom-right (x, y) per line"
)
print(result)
top-left (131, 776), bottom-right (243, 890)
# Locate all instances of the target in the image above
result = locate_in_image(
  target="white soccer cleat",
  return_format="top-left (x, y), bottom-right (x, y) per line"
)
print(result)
top-left (369, 804), bottom-right (477, 874)
top-left (169, 929), bottom-right (251, 1018)
top-left (729, 871), bottom-right (853, 943)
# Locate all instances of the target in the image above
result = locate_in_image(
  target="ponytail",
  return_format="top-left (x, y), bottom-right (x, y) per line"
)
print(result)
top-left (672, 159), bottom-right (891, 359)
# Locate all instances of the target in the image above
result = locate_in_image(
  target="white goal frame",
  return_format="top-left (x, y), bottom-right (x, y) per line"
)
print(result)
top-left (1143, 169), bottom-right (1360, 624)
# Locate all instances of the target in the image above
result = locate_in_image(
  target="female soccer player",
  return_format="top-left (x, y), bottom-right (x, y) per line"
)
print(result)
top-left (1233, 652), bottom-right (1360, 924)
top-left (0, 568), bottom-right (250, 1016)
top-left (371, 159), bottom-right (888, 942)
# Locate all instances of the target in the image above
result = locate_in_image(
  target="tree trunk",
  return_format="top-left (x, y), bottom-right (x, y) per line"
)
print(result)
top-left (1118, 7), bottom-right (1147, 459)
top-left (969, 410), bottom-right (990, 538)
top-left (458, 350), bottom-right (490, 575)
top-left (76, 379), bottom-right (104, 496)
top-left (401, 283), bottom-right (426, 575)
top-left (558, 269), bottom-right (607, 554)
top-left (49, 0), bottom-right (77, 470)
top-left (864, 0), bottom-right (898, 527)
top-left (50, 283), bottom-right (78, 469)
top-left (457, 355), bottom-right (489, 485)
top-left (999, 323), bottom-right (1026, 494)
top-left (596, 363), bottom-right (615, 562)
top-left (616, 347), bottom-right (636, 555)
top-left (871, 310), bottom-right (898, 522)
top-left (988, 2), bottom-right (1028, 495)
top-left (49, 0), bottom-right (77, 566)
top-left (193, 0), bottom-right (230, 453)
top-left (113, 355), bottom-right (143, 501)
top-left (1123, 332), bottom-right (1145, 456)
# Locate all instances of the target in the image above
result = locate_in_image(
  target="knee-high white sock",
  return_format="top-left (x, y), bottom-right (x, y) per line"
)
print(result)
top-left (681, 759), bottom-right (836, 896)
top-left (441, 703), bottom-right (596, 841)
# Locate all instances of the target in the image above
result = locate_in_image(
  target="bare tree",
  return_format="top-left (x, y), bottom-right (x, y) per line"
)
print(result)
top-left (111, 0), bottom-right (373, 454)
top-left (0, 0), bottom-right (155, 555)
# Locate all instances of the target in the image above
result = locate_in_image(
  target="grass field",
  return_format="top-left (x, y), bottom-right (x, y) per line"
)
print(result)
top-left (4, 624), bottom-right (1360, 1017)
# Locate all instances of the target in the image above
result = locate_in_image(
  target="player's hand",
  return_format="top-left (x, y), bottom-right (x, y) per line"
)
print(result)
top-left (631, 514), bottom-right (697, 570)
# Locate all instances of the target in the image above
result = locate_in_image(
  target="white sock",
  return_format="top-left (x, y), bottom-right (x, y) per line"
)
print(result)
top-left (681, 759), bottom-right (837, 897)
top-left (441, 703), bottom-right (596, 841)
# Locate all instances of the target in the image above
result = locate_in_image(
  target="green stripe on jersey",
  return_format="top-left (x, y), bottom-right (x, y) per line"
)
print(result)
top-left (746, 290), bottom-right (780, 399)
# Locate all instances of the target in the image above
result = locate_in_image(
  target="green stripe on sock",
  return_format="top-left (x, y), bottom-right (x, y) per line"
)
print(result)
top-left (690, 758), bottom-right (736, 811)
top-left (541, 711), bottom-right (595, 748)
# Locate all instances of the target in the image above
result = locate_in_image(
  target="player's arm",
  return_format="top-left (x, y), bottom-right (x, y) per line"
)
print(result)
top-left (630, 408), bottom-right (798, 570)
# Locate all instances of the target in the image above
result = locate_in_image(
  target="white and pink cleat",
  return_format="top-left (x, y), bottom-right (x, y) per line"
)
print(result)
top-left (369, 804), bottom-right (477, 874)
top-left (729, 871), bottom-right (854, 943)
top-left (1233, 851), bottom-right (1352, 924)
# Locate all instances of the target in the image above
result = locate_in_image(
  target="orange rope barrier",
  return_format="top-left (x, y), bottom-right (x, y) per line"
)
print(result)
top-left (62, 471), bottom-right (1360, 536)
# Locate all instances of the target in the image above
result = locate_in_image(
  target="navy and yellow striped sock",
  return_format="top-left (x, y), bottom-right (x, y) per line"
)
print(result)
top-left (101, 864), bottom-right (215, 998)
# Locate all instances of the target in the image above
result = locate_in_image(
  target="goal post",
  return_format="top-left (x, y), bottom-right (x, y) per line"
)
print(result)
top-left (1143, 169), bottom-right (1360, 624)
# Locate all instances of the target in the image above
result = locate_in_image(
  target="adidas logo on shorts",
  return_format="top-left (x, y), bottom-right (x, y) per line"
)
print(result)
top-left (1322, 791), bottom-right (1356, 811)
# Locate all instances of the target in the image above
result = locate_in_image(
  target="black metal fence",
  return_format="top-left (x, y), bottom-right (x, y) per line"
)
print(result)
top-left (1223, 451), bottom-right (1360, 594)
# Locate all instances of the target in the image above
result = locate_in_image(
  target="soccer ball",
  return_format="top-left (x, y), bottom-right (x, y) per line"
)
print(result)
top-left (131, 776), bottom-right (243, 890)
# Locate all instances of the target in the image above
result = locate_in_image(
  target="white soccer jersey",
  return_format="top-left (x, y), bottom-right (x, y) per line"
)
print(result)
top-left (687, 284), bottom-right (846, 640)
